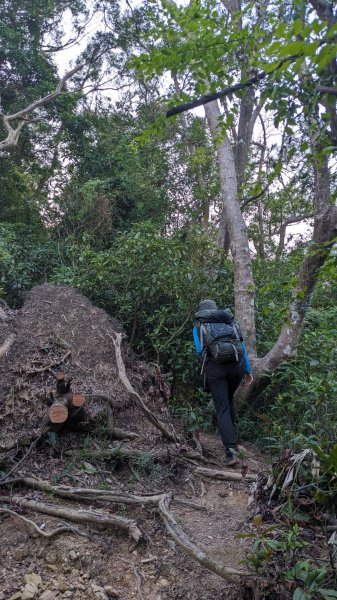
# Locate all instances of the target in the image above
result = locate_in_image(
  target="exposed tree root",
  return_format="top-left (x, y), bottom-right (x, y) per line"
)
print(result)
top-left (20, 476), bottom-right (166, 506)
top-left (20, 477), bottom-right (206, 511)
top-left (105, 403), bottom-right (139, 440)
top-left (0, 508), bottom-right (87, 538)
top-left (5, 476), bottom-right (256, 592)
top-left (108, 330), bottom-right (180, 443)
top-left (120, 558), bottom-right (145, 600)
top-left (8, 494), bottom-right (142, 541)
top-left (194, 466), bottom-right (257, 482)
top-left (158, 494), bottom-right (256, 589)
top-left (0, 334), bottom-right (15, 359)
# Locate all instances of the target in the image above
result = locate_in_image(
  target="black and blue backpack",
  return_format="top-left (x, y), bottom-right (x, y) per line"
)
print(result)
top-left (195, 308), bottom-right (244, 365)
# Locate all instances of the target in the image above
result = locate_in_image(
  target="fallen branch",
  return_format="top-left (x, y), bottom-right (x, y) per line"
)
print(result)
top-left (194, 467), bottom-right (257, 482)
top-left (179, 451), bottom-right (218, 466)
top-left (108, 331), bottom-right (180, 442)
top-left (0, 334), bottom-right (15, 359)
top-left (109, 427), bottom-right (140, 440)
top-left (9, 495), bottom-right (142, 541)
top-left (0, 508), bottom-right (87, 538)
top-left (106, 402), bottom-right (139, 440)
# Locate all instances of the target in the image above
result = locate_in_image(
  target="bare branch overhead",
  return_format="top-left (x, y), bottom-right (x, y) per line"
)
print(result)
top-left (0, 63), bottom-right (85, 153)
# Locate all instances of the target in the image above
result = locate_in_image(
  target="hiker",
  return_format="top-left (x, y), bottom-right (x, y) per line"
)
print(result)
top-left (193, 299), bottom-right (253, 466)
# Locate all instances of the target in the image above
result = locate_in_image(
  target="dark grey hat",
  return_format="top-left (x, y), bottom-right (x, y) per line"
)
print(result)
top-left (198, 299), bottom-right (217, 311)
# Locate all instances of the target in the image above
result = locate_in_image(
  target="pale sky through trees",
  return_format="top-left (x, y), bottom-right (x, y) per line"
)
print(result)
top-left (54, 1), bottom-right (312, 246)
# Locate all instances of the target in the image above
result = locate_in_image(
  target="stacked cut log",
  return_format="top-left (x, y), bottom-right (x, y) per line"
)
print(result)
top-left (47, 371), bottom-right (85, 431)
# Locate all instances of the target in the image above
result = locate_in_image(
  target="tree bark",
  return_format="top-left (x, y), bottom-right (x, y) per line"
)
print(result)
top-left (205, 100), bottom-right (257, 356)
top-left (235, 153), bottom-right (337, 405)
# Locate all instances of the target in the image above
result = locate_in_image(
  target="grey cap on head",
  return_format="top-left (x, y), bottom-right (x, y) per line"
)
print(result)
top-left (198, 299), bottom-right (217, 311)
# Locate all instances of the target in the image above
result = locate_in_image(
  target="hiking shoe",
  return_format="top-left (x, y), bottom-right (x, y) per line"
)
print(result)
top-left (223, 452), bottom-right (238, 467)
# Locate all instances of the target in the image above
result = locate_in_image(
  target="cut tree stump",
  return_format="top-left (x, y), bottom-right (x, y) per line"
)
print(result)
top-left (48, 399), bottom-right (69, 424)
top-left (72, 393), bottom-right (85, 407)
top-left (56, 371), bottom-right (71, 394)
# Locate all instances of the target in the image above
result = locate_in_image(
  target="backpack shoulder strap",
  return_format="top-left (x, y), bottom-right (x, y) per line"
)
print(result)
top-left (232, 322), bottom-right (240, 341)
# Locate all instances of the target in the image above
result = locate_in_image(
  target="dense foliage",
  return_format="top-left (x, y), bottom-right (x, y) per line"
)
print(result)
top-left (0, 0), bottom-right (336, 461)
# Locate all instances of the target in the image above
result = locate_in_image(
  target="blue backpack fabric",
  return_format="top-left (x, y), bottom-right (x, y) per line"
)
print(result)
top-left (195, 308), bottom-right (244, 364)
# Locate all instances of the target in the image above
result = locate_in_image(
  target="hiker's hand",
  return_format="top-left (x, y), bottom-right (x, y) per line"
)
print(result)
top-left (242, 373), bottom-right (253, 385)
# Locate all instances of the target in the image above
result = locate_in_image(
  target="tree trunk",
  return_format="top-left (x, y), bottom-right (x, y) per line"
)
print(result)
top-left (235, 154), bottom-right (337, 406)
top-left (204, 97), bottom-right (337, 404)
top-left (205, 100), bottom-right (257, 356)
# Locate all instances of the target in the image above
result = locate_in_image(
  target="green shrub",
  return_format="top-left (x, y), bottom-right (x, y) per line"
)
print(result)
top-left (251, 307), bottom-right (337, 452)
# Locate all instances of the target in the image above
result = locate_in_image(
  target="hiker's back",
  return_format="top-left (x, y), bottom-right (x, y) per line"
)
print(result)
top-left (195, 308), bottom-right (244, 364)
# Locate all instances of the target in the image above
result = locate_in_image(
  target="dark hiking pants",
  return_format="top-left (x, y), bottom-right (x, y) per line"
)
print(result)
top-left (204, 360), bottom-right (244, 449)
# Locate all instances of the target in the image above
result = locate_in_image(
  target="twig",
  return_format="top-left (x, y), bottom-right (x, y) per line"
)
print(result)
top-left (191, 431), bottom-right (204, 456)
top-left (25, 350), bottom-right (71, 375)
top-left (186, 478), bottom-right (197, 497)
top-left (120, 559), bottom-right (145, 600)
top-left (0, 433), bottom-right (44, 482)
top-left (173, 497), bottom-right (207, 511)
top-left (0, 508), bottom-right (87, 538)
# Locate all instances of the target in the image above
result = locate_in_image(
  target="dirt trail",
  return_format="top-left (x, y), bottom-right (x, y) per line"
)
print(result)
top-left (0, 433), bottom-right (262, 600)
top-left (0, 285), bottom-right (265, 600)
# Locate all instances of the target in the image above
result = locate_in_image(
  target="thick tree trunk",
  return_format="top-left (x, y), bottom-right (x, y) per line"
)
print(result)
top-left (235, 155), bottom-right (337, 405)
top-left (205, 100), bottom-right (257, 356)
top-left (205, 98), bottom-right (337, 404)
top-left (262, 151), bottom-right (335, 369)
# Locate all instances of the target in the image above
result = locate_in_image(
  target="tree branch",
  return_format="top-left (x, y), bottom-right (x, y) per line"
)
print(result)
top-left (316, 85), bottom-right (337, 96)
top-left (274, 213), bottom-right (314, 236)
top-left (240, 183), bottom-right (269, 209)
top-left (166, 55), bottom-right (300, 117)
top-left (0, 64), bottom-right (85, 152)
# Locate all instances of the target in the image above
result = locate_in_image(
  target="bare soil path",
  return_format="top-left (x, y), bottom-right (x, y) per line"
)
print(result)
top-left (0, 285), bottom-right (266, 600)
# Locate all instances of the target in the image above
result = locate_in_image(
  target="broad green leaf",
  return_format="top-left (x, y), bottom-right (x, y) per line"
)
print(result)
top-left (293, 589), bottom-right (311, 600)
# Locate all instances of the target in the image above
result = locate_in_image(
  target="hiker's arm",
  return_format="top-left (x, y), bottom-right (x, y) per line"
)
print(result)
top-left (193, 326), bottom-right (202, 355)
top-left (242, 343), bottom-right (253, 384)
top-left (242, 343), bottom-right (252, 373)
